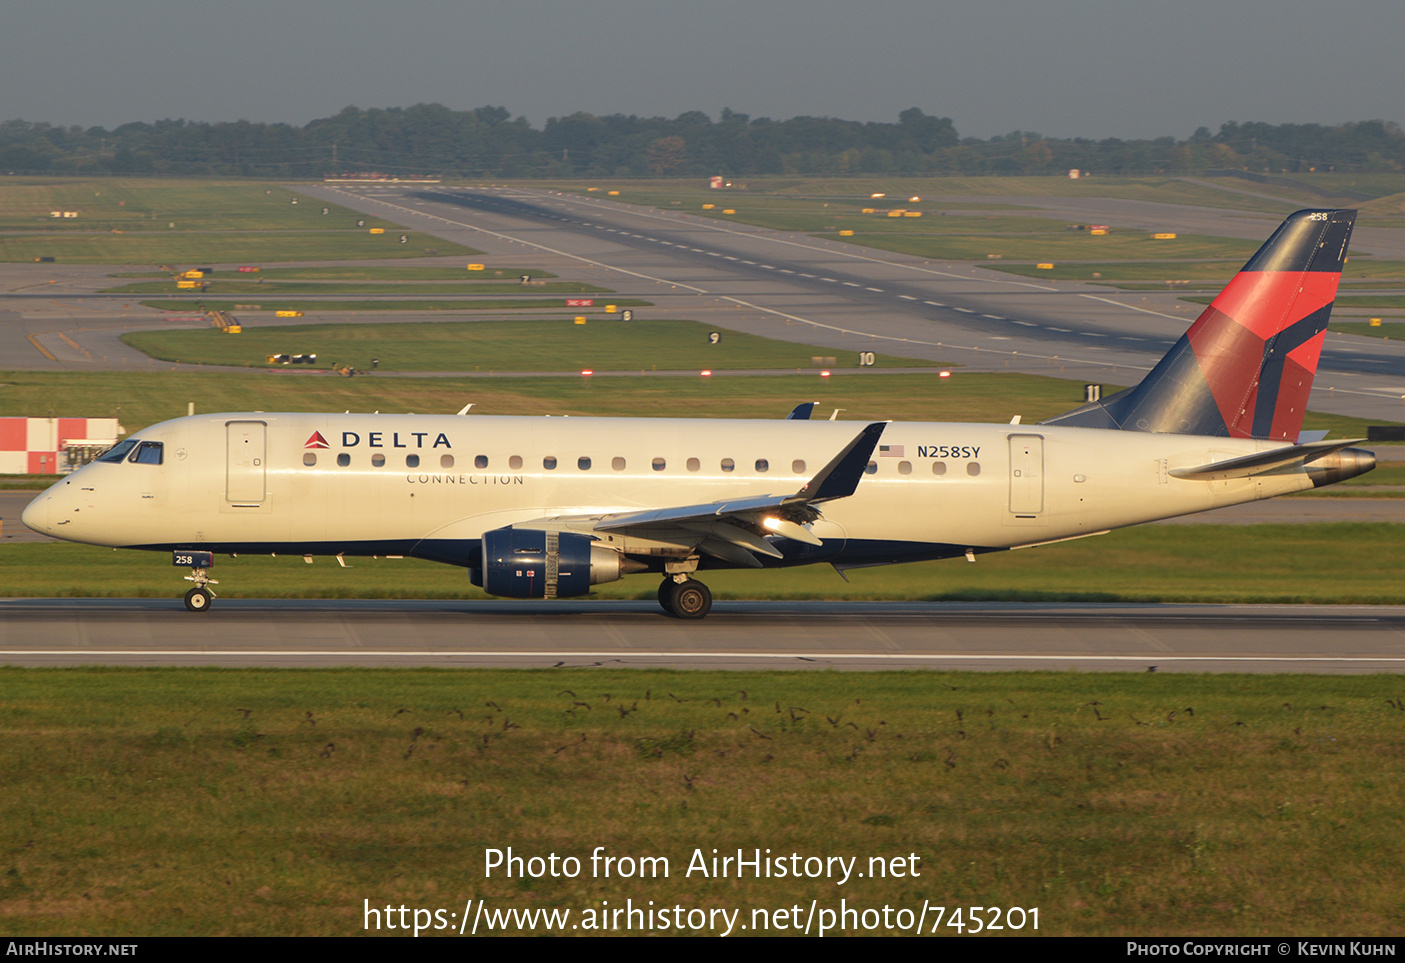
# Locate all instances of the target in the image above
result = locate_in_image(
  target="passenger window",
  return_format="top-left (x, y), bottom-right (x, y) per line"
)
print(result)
top-left (864, 461), bottom-right (877, 475)
top-left (652, 457), bottom-right (666, 471)
top-left (544, 456), bottom-right (557, 470)
top-left (303, 452), bottom-right (317, 467)
top-left (129, 442), bottom-right (163, 465)
top-left (337, 454), bottom-right (351, 467)
top-left (612, 457), bottom-right (626, 471)
top-left (792, 459), bottom-right (806, 474)
top-left (721, 458), bottom-right (735, 472)
top-left (441, 454), bottom-right (455, 469)
top-left (509, 455), bottom-right (523, 470)
top-left (898, 461), bottom-right (912, 475)
top-left (372, 454), bottom-right (385, 467)
top-left (98, 439), bottom-right (139, 463)
top-left (578, 456), bottom-right (591, 470)
top-left (686, 457), bottom-right (700, 472)
top-left (967, 462), bottom-right (981, 477)
top-left (475, 455), bottom-right (488, 469)
top-left (932, 461), bottom-right (947, 476)
top-left (755, 458), bottom-right (769, 472)
top-left (406, 454), bottom-right (420, 468)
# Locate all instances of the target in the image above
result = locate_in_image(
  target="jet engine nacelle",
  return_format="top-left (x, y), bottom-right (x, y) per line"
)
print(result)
top-left (479, 527), bottom-right (639, 598)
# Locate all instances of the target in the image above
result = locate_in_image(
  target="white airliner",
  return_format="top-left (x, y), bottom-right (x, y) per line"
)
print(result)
top-left (23, 209), bottom-right (1374, 618)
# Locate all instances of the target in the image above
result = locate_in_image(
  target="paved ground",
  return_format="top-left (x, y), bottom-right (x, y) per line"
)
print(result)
top-left (1, 598), bottom-right (1402, 673)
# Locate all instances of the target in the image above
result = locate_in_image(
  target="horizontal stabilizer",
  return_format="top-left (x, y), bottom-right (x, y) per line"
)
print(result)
top-left (1169, 439), bottom-right (1363, 480)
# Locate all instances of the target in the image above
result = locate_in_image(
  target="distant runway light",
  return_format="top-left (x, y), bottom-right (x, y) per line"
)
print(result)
top-left (700, 369), bottom-right (712, 377)
top-left (939, 370), bottom-right (951, 379)
top-left (820, 370), bottom-right (831, 378)
top-left (581, 369), bottom-right (593, 376)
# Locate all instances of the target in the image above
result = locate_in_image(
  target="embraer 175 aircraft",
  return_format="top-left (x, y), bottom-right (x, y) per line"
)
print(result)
top-left (23, 209), bottom-right (1375, 618)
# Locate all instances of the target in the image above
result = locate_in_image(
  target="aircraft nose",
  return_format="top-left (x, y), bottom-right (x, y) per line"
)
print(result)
top-left (20, 493), bottom-right (49, 534)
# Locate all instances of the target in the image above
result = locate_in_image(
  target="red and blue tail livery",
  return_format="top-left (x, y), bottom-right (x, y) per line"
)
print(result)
top-left (1044, 209), bottom-right (1355, 442)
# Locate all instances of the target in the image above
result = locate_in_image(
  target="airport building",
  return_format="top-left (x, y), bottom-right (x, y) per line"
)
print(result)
top-left (0, 417), bottom-right (121, 474)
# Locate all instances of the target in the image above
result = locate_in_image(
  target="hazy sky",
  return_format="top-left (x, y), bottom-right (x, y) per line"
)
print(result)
top-left (4, 0), bottom-right (1401, 140)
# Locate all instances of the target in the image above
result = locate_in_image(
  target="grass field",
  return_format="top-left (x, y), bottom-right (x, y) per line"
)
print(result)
top-left (986, 259), bottom-right (1405, 284)
top-left (5, 231), bottom-right (471, 266)
top-left (118, 320), bottom-right (938, 373)
top-left (0, 178), bottom-right (476, 263)
top-left (138, 297), bottom-right (651, 314)
top-left (2, 369), bottom-right (1389, 441)
top-left (2, 523), bottom-right (1404, 603)
top-left (1, 667), bottom-right (1402, 936)
top-left (820, 230), bottom-right (1258, 264)
top-left (1332, 322), bottom-right (1405, 340)
top-left (112, 266), bottom-right (558, 281)
top-left (104, 280), bottom-right (609, 296)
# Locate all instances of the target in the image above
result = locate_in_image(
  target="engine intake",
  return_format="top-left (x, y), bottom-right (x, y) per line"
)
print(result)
top-left (480, 528), bottom-right (641, 598)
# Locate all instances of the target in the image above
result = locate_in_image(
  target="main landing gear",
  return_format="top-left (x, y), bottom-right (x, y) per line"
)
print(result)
top-left (658, 576), bottom-right (712, 619)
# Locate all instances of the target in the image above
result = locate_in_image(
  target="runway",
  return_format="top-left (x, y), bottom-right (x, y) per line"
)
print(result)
top-left (304, 184), bottom-right (1405, 423)
top-left (2, 598), bottom-right (1403, 673)
top-left (6, 182), bottom-right (1405, 420)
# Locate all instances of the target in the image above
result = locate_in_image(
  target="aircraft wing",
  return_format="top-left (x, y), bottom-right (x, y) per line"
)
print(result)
top-left (569, 421), bottom-right (888, 565)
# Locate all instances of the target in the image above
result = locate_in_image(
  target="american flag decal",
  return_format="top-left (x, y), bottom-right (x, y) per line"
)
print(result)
top-left (879, 444), bottom-right (904, 457)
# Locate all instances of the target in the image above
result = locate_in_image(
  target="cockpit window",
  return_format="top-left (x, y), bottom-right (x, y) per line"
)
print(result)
top-left (97, 439), bottom-right (139, 463)
top-left (129, 441), bottom-right (163, 465)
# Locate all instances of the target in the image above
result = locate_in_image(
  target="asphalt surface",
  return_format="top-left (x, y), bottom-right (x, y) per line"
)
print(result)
top-left (2, 598), bottom-right (1403, 673)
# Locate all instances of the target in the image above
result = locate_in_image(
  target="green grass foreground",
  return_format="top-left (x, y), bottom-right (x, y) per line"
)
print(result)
top-left (119, 319), bottom-right (933, 373)
top-left (3, 524), bottom-right (1404, 603)
top-left (0, 667), bottom-right (1401, 935)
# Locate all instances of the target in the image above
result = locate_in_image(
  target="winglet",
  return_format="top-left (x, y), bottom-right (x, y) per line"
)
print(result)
top-left (786, 402), bottom-right (818, 421)
top-left (789, 422), bottom-right (888, 504)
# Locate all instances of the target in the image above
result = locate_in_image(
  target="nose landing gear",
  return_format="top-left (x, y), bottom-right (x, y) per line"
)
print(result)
top-left (175, 551), bottom-right (218, 612)
top-left (658, 576), bottom-right (712, 619)
top-left (184, 585), bottom-right (214, 612)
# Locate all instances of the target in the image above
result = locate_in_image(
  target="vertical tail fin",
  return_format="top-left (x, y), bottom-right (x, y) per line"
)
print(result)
top-left (1043, 209), bottom-right (1355, 441)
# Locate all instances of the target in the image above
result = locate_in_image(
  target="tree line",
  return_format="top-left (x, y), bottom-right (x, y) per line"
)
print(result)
top-left (0, 104), bottom-right (1400, 178)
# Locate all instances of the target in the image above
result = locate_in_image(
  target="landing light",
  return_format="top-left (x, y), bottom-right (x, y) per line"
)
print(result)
top-left (939, 370), bottom-right (951, 379)
top-left (820, 370), bottom-right (831, 378)
top-left (581, 369), bottom-right (593, 376)
top-left (700, 369), bottom-right (712, 377)
top-left (762, 517), bottom-right (782, 532)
